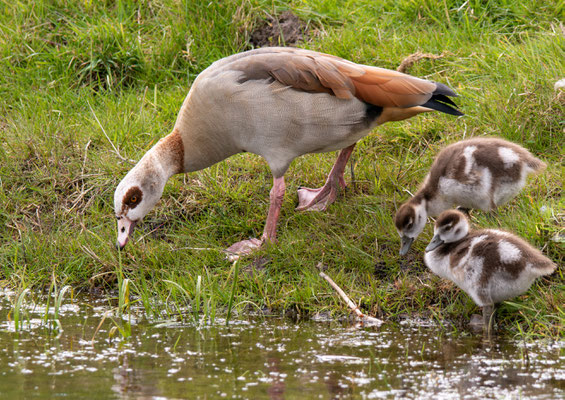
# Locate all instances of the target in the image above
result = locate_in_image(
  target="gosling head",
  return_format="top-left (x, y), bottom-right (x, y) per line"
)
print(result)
top-left (395, 200), bottom-right (428, 256)
top-left (425, 210), bottom-right (469, 252)
top-left (114, 165), bottom-right (166, 250)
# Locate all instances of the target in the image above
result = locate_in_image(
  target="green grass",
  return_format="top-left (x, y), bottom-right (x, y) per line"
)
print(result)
top-left (0, 0), bottom-right (563, 338)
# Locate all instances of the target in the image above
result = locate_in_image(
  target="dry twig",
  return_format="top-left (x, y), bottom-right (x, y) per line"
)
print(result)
top-left (397, 51), bottom-right (447, 74)
top-left (318, 263), bottom-right (383, 326)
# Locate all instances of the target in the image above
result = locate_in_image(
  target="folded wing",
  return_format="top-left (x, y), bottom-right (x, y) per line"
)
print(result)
top-left (227, 47), bottom-right (462, 116)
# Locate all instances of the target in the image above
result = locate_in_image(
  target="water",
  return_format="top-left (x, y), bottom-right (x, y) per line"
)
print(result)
top-left (0, 292), bottom-right (563, 399)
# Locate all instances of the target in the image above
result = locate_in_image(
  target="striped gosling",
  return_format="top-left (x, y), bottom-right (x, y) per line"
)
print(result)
top-left (395, 137), bottom-right (546, 255)
top-left (424, 210), bottom-right (556, 330)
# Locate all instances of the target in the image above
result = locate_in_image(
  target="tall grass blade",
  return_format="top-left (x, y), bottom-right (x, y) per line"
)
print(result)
top-left (118, 278), bottom-right (130, 318)
top-left (194, 275), bottom-right (202, 317)
top-left (225, 260), bottom-right (239, 326)
top-left (14, 288), bottom-right (30, 332)
top-left (54, 285), bottom-right (72, 321)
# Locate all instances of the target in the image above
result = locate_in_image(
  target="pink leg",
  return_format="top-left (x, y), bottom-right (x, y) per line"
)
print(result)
top-left (225, 176), bottom-right (286, 259)
top-left (261, 176), bottom-right (286, 243)
top-left (296, 143), bottom-right (356, 211)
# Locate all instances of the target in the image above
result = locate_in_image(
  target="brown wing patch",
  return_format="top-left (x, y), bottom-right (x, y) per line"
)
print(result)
top-left (350, 69), bottom-right (436, 107)
top-left (122, 186), bottom-right (143, 213)
top-left (448, 241), bottom-right (471, 267)
top-left (502, 231), bottom-right (556, 275)
top-left (231, 50), bottom-right (439, 108)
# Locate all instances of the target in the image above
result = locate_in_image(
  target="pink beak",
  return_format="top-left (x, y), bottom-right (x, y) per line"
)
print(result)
top-left (116, 217), bottom-right (137, 250)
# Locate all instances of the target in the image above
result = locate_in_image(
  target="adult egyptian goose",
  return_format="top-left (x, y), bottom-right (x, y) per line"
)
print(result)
top-left (114, 47), bottom-right (462, 255)
top-left (395, 137), bottom-right (546, 255)
top-left (424, 210), bottom-right (555, 330)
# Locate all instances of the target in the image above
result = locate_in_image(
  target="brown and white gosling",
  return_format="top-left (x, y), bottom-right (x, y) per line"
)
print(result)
top-left (113, 47), bottom-right (462, 256)
top-left (395, 137), bottom-right (546, 255)
top-left (424, 209), bottom-right (556, 330)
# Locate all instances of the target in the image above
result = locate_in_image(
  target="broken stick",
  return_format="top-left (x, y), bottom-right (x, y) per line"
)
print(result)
top-left (318, 264), bottom-right (383, 325)
top-left (396, 51), bottom-right (447, 74)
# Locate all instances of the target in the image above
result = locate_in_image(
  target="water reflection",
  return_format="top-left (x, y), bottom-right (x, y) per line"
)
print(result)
top-left (266, 357), bottom-right (285, 400)
top-left (112, 354), bottom-right (163, 399)
top-left (0, 292), bottom-right (563, 399)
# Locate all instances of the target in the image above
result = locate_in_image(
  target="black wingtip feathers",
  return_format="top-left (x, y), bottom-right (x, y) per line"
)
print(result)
top-left (422, 82), bottom-right (464, 116)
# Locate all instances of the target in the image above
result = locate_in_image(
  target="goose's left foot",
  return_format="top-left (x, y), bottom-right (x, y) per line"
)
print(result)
top-left (295, 144), bottom-right (355, 212)
top-left (296, 183), bottom-right (341, 211)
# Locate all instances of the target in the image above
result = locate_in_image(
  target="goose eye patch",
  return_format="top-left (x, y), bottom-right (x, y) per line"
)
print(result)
top-left (123, 186), bottom-right (143, 210)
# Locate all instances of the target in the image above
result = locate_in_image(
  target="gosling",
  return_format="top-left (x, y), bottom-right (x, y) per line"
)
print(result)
top-left (424, 209), bottom-right (556, 330)
top-left (395, 137), bottom-right (546, 255)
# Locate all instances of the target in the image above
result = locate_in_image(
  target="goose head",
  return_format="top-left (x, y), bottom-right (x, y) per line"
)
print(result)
top-left (395, 200), bottom-right (427, 255)
top-left (426, 210), bottom-right (469, 252)
top-left (114, 162), bottom-right (166, 249)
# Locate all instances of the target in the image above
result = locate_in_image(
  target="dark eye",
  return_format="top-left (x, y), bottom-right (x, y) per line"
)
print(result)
top-left (130, 195), bottom-right (138, 203)
top-left (121, 227), bottom-right (126, 233)
top-left (445, 226), bottom-right (452, 231)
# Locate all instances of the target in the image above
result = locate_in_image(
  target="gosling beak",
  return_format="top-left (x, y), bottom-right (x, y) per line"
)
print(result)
top-left (425, 234), bottom-right (444, 252)
top-left (399, 235), bottom-right (414, 256)
top-left (116, 217), bottom-right (137, 250)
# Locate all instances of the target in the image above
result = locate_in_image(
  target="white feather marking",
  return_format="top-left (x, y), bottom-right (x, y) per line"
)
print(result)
top-left (461, 256), bottom-right (487, 305)
top-left (487, 229), bottom-right (508, 236)
top-left (463, 145), bottom-right (477, 175)
top-left (436, 166), bottom-right (492, 212)
top-left (498, 147), bottom-right (520, 168)
top-left (498, 240), bottom-right (522, 263)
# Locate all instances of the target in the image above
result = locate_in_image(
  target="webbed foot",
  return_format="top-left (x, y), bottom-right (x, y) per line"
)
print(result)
top-left (295, 184), bottom-right (340, 211)
top-left (295, 144), bottom-right (355, 212)
top-left (224, 238), bottom-right (262, 261)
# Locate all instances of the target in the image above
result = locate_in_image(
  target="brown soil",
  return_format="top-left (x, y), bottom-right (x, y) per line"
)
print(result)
top-left (249, 11), bottom-right (307, 47)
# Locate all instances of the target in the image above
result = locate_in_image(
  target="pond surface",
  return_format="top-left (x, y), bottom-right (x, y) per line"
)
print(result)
top-left (0, 291), bottom-right (563, 399)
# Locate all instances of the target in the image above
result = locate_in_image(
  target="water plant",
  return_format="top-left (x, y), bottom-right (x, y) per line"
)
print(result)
top-left (12, 288), bottom-right (30, 333)
top-left (226, 260), bottom-right (240, 325)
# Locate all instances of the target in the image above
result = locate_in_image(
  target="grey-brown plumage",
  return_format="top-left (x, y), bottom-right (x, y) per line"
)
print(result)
top-left (424, 210), bottom-right (556, 330)
top-left (114, 47), bottom-right (462, 254)
top-left (395, 137), bottom-right (546, 255)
